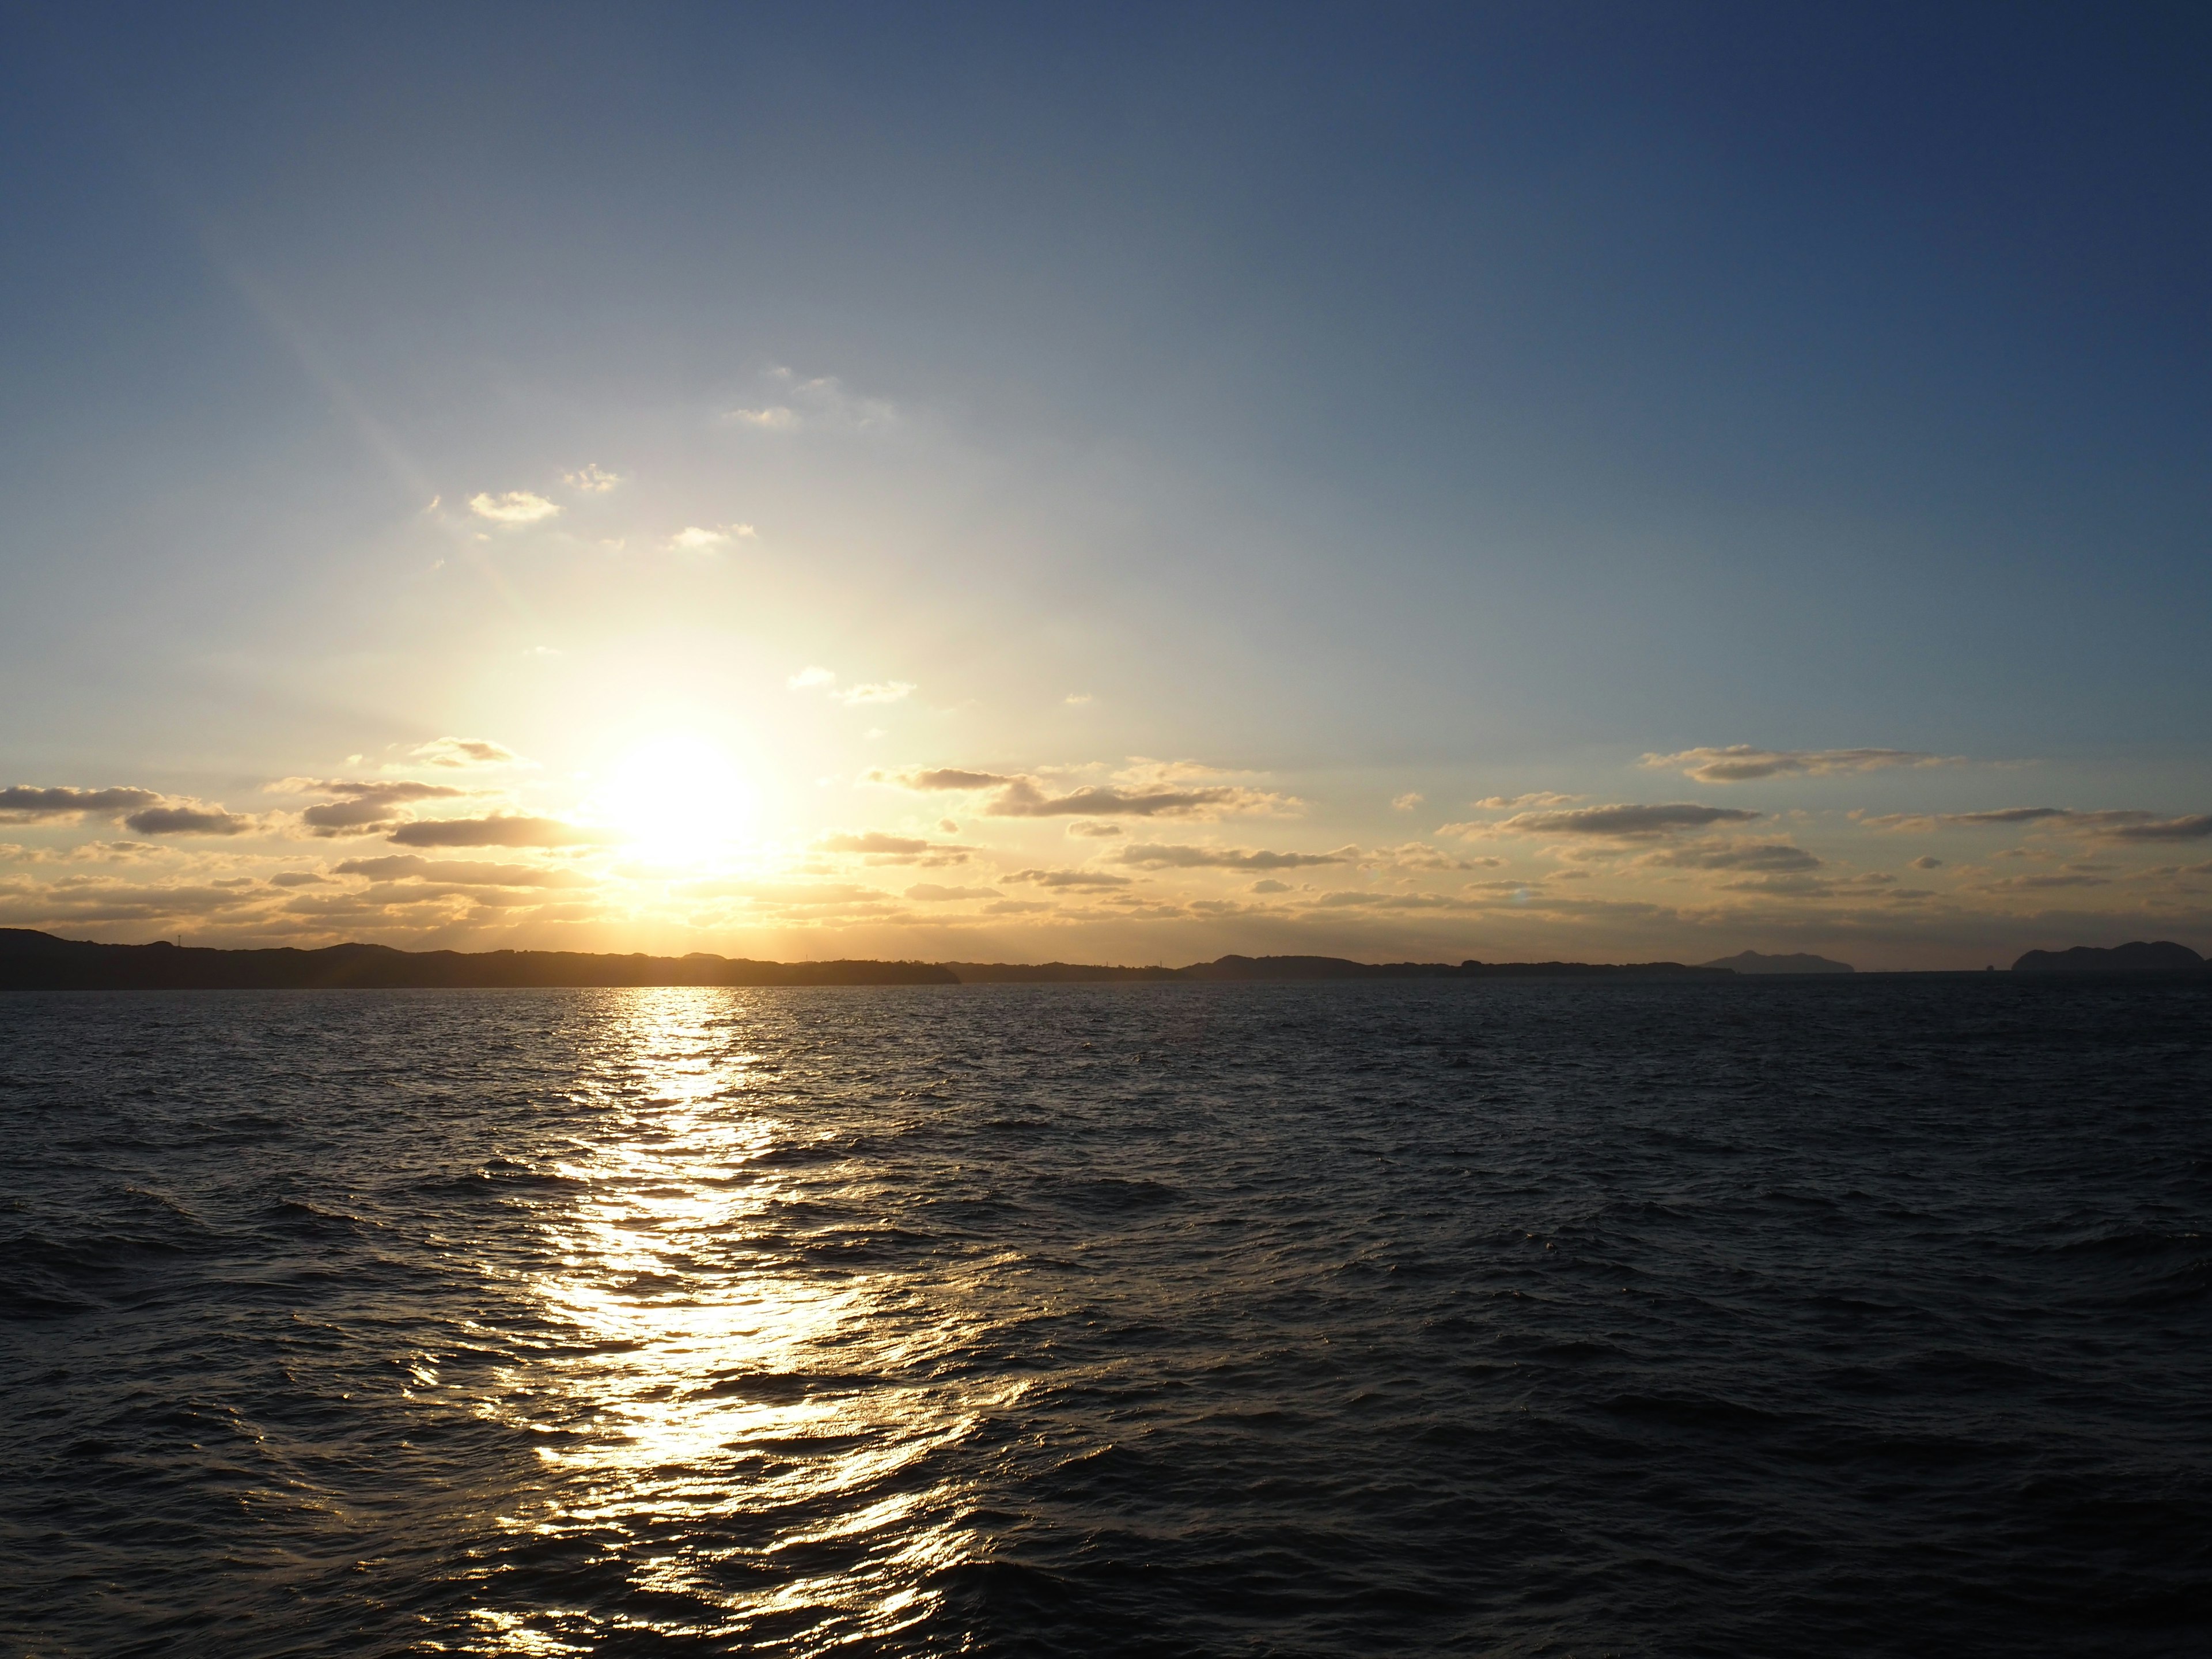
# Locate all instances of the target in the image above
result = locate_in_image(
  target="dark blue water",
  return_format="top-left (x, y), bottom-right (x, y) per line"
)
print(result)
top-left (2, 978), bottom-right (2207, 1657)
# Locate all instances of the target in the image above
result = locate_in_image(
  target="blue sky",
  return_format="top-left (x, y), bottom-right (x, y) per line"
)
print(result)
top-left (2, 3), bottom-right (2207, 966)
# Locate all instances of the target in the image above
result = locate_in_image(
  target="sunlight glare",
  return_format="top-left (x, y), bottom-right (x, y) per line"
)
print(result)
top-left (600, 733), bottom-right (757, 864)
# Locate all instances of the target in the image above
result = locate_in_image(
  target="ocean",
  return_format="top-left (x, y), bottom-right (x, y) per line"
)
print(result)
top-left (2, 978), bottom-right (2207, 1657)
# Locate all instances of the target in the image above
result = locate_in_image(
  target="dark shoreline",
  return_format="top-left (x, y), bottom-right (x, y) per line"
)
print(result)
top-left (5, 930), bottom-right (2205, 991)
top-left (0, 929), bottom-right (1741, 990)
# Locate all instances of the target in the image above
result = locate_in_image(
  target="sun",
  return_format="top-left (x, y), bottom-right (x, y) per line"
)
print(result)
top-left (600, 734), bottom-right (758, 864)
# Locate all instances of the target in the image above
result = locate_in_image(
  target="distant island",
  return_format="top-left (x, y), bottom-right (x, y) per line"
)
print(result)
top-left (1700, 950), bottom-right (1854, 974)
top-left (2010, 941), bottom-right (2206, 973)
top-left (0, 930), bottom-right (1733, 991)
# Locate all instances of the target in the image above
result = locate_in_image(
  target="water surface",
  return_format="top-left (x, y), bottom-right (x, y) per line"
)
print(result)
top-left (3, 979), bottom-right (2207, 1656)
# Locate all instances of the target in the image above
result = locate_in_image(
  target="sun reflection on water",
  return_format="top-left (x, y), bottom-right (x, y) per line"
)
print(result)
top-left (473, 990), bottom-right (982, 1653)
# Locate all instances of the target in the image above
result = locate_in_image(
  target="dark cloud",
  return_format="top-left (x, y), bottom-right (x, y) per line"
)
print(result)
top-left (1116, 843), bottom-right (1353, 870)
top-left (268, 872), bottom-right (330, 887)
top-left (880, 768), bottom-right (1286, 819)
top-left (2104, 815), bottom-right (2212, 842)
top-left (816, 831), bottom-right (968, 866)
top-left (333, 855), bottom-right (592, 887)
top-left (0, 785), bottom-right (161, 819)
top-left (1865, 807), bottom-right (2204, 840)
top-left (1642, 746), bottom-right (1953, 783)
top-left (302, 800), bottom-right (403, 832)
top-left (285, 778), bottom-right (470, 805)
top-left (987, 779), bottom-right (1280, 819)
top-left (1944, 806), bottom-right (2078, 826)
top-left (283, 778), bottom-right (473, 837)
top-left (1639, 842), bottom-right (1821, 873)
top-left (124, 805), bottom-right (257, 836)
top-left (387, 816), bottom-right (613, 848)
top-left (1066, 821), bottom-right (1124, 837)
top-left (1911, 855), bottom-right (1944, 870)
top-left (886, 768), bottom-right (1012, 791)
top-left (1499, 803), bottom-right (1761, 839)
top-left (1001, 868), bottom-right (1134, 889)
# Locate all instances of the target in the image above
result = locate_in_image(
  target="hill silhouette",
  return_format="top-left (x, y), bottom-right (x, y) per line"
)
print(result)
top-left (0, 931), bottom-right (1730, 990)
top-left (2011, 941), bottom-right (2204, 973)
top-left (1700, 950), bottom-right (1855, 974)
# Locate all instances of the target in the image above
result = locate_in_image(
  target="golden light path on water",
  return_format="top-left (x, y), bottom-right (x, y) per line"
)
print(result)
top-left (468, 991), bottom-right (997, 1653)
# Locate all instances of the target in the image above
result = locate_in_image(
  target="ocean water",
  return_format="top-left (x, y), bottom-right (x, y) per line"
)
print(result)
top-left (1, 979), bottom-right (2207, 1658)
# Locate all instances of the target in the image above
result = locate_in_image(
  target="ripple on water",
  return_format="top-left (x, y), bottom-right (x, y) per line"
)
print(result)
top-left (0, 979), bottom-right (2209, 1656)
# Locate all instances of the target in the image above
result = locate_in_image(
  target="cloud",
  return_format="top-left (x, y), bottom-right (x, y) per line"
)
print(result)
top-left (1312, 890), bottom-right (1472, 910)
top-left (816, 831), bottom-right (968, 866)
top-left (0, 877), bottom-right (272, 926)
top-left (332, 855), bottom-right (592, 888)
top-left (410, 737), bottom-right (517, 768)
top-left (1001, 868), bottom-right (1134, 889)
top-left (281, 779), bottom-right (469, 805)
top-left (1710, 869), bottom-right (1897, 898)
top-left (1392, 793), bottom-right (1425, 811)
top-left (1636, 841), bottom-right (1822, 873)
top-left (725, 369), bottom-right (897, 434)
top-left (1472, 793), bottom-right (1575, 810)
top-left (1483, 803), bottom-right (1762, 840)
top-left (904, 884), bottom-right (1003, 902)
top-left (299, 801), bottom-right (414, 833)
top-left (1942, 806), bottom-right (2080, 826)
top-left (878, 760), bottom-right (1294, 819)
top-left (1066, 692), bottom-right (1094, 705)
top-left (885, 768), bottom-right (1014, 791)
top-left (987, 779), bottom-right (1289, 819)
top-left (468, 491), bottom-right (560, 525)
top-left (268, 872), bottom-right (329, 887)
top-left (1911, 855), bottom-right (1944, 870)
top-left (1116, 843), bottom-right (1355, 871)
top-left (821, 832), bottom-right (931, 856)
top-left (1858, 806), bottom-right (2203, 840)
top-left (1370, 842), bottom-right (1493, 872)
top-left (2103, 815), bottom-right (2212, 843)
top-left (669, 524), bottom-right (755, 552)
top-left (122, 804), bottom-right (256, 836)
top-left (1642, 746), bottom-right (1957, 783)
top-left (1250, 878), bottom-right (1291, 894)
top-left (278, 777), bottom-right (471, 836)
top-left (1066, 821), bottom-right (1124, 837)
top-left (0, 785), bottom-right (161, 821)
top-left (386, 816), bottom-right (615, 848)
top-left (789, 668), bottom-right (914, 705)
top-left (0, 840), bottom-right (166, 866)
top-left (838, 681), bottom-right (915, 706)
top-left (564, 464), bottom-right (626, 492)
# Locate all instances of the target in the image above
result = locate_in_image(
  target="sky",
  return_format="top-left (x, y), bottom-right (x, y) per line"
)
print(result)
top-left (2, 2), bottom-right (2207, 969)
